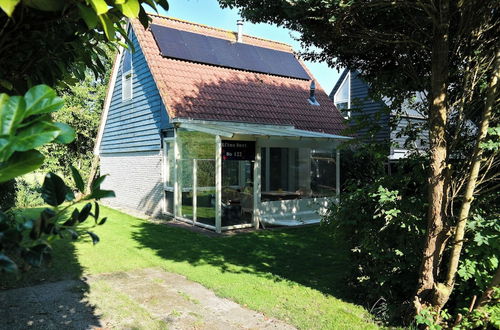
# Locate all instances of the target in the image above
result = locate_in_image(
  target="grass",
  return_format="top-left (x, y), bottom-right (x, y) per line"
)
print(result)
top-left (3, 205), bottom-right (378, 329)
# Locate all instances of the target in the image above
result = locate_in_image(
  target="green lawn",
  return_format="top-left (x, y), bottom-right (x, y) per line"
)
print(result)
top-left (3, 205), bottom-right (377, 329)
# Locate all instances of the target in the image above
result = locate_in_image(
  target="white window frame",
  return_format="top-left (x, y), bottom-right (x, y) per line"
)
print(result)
top-left (122, 51), bottom-right (133, 101)
top-left (334, 71), bottom-right (351, 119)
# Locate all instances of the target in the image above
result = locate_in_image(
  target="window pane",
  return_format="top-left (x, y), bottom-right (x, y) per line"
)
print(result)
top-left (335, 76), bottom-right (349, 102)
top-left (164, 141), bottom-right (174, 187)
top-left (310, 150), bottom-right (336, 197)
top-left (123, 50), bottom-right (132, 72)
top-left (196, 159), bottom-right (215, 226)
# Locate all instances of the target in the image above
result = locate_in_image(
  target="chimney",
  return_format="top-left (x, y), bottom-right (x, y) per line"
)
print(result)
top-left (237, 19), bottom-right (243, 43)
top-left (308, 80), bottom-right (320, 105)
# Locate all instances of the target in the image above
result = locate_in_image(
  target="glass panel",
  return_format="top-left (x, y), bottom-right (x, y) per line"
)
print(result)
top-left (310, 150), bottom-right (336, 197)
top-left (179, 159), bottom-right (193, 219)
top-left (165, 190), bottom-right (174, 214)
top-left (261, 147), bottom-right (306, 201)
top-left (335, 75), bottom-right (349, 102)
top-left (222, 160), bottom-right (253, 226)
top-left (176, 129), bottom-right (216, 225)
top-left (196, 159), bottom-right (216, 226)
top-left (260, 147), bottom-right (336, 201)
top-left (164, 140), bottom-right (174, 187)
top-left (335, 102), bottom-right (349, 110)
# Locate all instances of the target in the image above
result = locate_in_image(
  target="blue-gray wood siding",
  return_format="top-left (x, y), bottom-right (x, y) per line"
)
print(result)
top-left (347, 70), bottom-right (390, 142)
top-left (100, 27), bottom-right (170, 154)
top-left (330, 70), bottom-right (430, 149)
top-left (390, 117), bottom-right (428, 150)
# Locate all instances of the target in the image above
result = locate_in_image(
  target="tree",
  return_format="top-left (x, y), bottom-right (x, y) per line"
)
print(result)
top-left (0, 0), bottom-right (168, 94)
top-left (0, 0), bottom-right (170, 272)
top-left (42, 51), bottom-right (113, 182)
top-left (218, 0), bottom-right (499, 319)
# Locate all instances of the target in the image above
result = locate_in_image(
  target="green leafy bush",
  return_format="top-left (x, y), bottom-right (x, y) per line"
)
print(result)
top-left (323, 155), bottom-right (428, 321)
top-left (15, 177), bottom-right (43, 208)
top-left (324, 147), bottom-right (499, 326)
top-left (0, 166), bottom-right (114, 273)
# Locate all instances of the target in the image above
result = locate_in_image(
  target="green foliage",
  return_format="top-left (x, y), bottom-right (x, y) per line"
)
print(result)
top-left (0, 179), bottom-right (16, 211)
top-left (14, 177), bottom-right (43, 208)
top-left (456, 288), bottom-right (500, 329)
top-left (0, 167), bottom-right (114, 273)
top-left (0, 0), bottom-right (169, 94)
top-left (41, 58), bottom-right (112, 181)
top-left (0, 85), bottom-right (75, 182)
top-left (479, 126), bottom-right (500, 151)
top-left (325, 147), bottom-right (499, 324)
top-left (414, 307), bottom-right (451, 330)
top-left (323, 155), bottom-right (428, 321)
top-left (452, 191), bottom-right (500, 313)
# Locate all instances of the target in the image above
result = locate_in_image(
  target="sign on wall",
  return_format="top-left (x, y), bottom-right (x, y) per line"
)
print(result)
top-left (221, 141), bottom-right (256, 161)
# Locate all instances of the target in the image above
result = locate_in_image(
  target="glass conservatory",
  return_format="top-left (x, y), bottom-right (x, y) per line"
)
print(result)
top-left (162, 119), bottom-right (350, 233)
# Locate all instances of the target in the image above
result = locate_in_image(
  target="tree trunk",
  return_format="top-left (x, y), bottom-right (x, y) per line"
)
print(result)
top-left (441, 49), bottom-right (500, 308)
top-left (86, 154), bottom-right (100, 194)
top-left (414, 0), bottom-right (450, 312)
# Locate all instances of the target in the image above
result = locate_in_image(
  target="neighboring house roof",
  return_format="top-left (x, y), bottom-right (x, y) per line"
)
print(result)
top-left (130, 14), bottom-right (345, 134)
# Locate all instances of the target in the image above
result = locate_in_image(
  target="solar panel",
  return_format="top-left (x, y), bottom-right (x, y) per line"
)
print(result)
top-left (150, 24), bottom-right (310, 80)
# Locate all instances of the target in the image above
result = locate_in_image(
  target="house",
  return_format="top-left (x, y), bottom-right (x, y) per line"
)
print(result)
top-left (94, 14), bottom-right (349, 233)
top-left (330, 69), bottom-right (427, 161)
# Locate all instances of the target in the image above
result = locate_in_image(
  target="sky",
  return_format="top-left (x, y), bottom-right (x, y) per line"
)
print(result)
top-left (153, 0), bottom-right (341, 94)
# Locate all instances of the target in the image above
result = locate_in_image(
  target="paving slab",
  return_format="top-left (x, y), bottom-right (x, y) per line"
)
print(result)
top-left (0, 268), bottom-right (296, 330)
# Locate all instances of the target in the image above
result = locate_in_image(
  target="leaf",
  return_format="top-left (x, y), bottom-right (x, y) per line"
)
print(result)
top-left (0, 94), bottom-right (25, 135)
top-left (53, 122), bottom-right (75, 144)
top-left (138, 6), bottom-right (150, 28)
top-left (23, 244), bottom-right (52, 267)
top-left (87, 231), bottom-right (100, 245)
top-left (88, 0), bottom-right (108, 15)
top-left (24, 85), bottom-right (64, 117)
top-left (0, 150), bottom-right (44, 183)
top-left (0, 0), bottom-right (20, 16)
top-left (98, 217), bottom-right (107, 225)
top-left (91, 174), bottom-right (107, 191)
top-left (98, 13), bottom-right (116, 40)
top-left (78, 203), bottom-right (92, 223)
top-left (41, 172), bottom-right (69, 206)
top-left (13, 121), bottom-right (61, 151)
top-left (117, 0), bottom-right (139, 18)
top-left (0, 253), bottom-right (18, 273)
top-left (156, 0), bottom-right (169, 11)
top-left (77, 3), bottom-right (98, 28)
top-left (90, 189), bottom-right (115, 200)
top-left (70, 165), bottom-right (85, 192)
top-left (63, 209), bottom-right (78, 226)
top-left (23, 0), bottom-right (65, 11)
top-left (93, 202), bottom-right (100, 220)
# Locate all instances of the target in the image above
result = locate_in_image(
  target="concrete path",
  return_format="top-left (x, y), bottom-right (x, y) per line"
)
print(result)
top-left (0, 268), bottom-right (296, 330)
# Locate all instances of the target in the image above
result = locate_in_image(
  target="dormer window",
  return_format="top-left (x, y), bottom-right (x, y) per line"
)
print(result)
top-left (334, 72), bottom-right (350, 118)
top-left (122, 49), bottom-right (133, 101)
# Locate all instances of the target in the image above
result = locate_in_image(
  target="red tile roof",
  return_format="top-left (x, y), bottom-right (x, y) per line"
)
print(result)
top-left (131, 14), bottom-right (346, 134)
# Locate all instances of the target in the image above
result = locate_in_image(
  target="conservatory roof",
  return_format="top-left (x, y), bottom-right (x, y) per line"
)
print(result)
top-left (174, 119), bottom-right (352, 140)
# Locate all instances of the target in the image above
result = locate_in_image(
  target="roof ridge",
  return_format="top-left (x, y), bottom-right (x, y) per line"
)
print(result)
top-left (146, 12), bottom-right (292, 49)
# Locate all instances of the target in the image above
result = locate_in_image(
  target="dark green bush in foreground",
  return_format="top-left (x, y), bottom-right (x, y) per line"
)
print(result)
top-left (323, 150), bottom-right (499, 326)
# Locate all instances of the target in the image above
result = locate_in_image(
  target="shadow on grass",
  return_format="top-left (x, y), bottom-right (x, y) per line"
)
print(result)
top-left (0, 207), bottom-right (101, 329)
top-left (132, 221), bottom-right (354, 301)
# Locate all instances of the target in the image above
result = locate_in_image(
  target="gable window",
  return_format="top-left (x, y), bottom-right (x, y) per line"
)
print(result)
top-left (334, 72), bottom-right (350, 118)
top-left (122, 50), bottom-right (133, 101)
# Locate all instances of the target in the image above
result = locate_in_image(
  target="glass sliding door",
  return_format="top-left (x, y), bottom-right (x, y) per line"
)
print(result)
top-left (176, 129), bottom-right (216, 228)
top-left (221, 159), bottom-right (254, 227)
